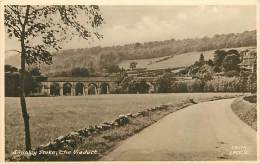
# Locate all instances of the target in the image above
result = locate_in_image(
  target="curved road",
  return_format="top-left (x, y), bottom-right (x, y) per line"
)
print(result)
top-left (101, 98), bottom-right (256, 161)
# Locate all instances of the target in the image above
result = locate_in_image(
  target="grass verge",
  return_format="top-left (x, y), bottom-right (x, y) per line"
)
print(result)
top-left (231, 95), bottom-right (257, 131)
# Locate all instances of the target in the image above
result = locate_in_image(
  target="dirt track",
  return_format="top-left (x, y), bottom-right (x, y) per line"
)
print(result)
top-left (101, 99), bottom-right (256, 161)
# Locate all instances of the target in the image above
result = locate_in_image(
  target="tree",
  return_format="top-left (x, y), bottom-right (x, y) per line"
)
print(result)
top-left (71, 67), bottom-right (89, 77)
top-left (5, 64), bottom-right (18, 72)
top-left (5, 5), bottom-right (104, 150)
top-left (130, 61), bottom-right (138, 70)
top-left (238, 71), bottom-right (249, 92)
top-left (207, 59), bottom-right (214, 66)
top-left (222, 54), bottom-right (240, 72)
top-left (5, 66), bottom-right (42, 97)
top-left (213, 50), bottom-right (226, 66)
top-left (106, 64), bottom-right (121, 73)
top-left (226, 49), bottom-right (239, 56)
top-left (29, 67), bottom-right (41, 76)
top-left (156, 73), bottom-right (173, 93)
top-left (136, 79), bottom-right (150, 93)
top-left (199, 53), bottom-right (205, 65)
top-left (213, 66), bottom-right (221, 73)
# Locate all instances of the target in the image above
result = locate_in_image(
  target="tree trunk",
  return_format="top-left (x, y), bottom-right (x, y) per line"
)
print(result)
top-left (20, 34), bottom-right (31, 151)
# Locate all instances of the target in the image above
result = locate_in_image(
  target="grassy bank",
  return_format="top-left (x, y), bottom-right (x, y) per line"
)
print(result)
top-left (231, 95), bottom-right (257, 130)
top-left (6, 93), bottom-right (241, 160)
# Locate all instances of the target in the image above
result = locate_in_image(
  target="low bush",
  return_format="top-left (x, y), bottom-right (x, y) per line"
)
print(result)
top-left (243, 95), bottom-right (257, 103)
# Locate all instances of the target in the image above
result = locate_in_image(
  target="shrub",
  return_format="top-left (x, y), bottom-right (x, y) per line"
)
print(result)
top-left (172, 81), bottom-right (188, 93)
top-left (156, 73), bottom-right (173, 93)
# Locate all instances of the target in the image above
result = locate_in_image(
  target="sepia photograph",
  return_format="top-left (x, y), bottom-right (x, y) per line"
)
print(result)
top-left (3, 2), bottom-right (258, 162)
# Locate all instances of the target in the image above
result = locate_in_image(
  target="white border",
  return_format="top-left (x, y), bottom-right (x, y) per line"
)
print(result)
top-left (0, 0), bottom-right (259, 163)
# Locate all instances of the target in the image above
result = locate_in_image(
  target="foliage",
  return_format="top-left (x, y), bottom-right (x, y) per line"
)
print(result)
top-left (5, 72), bottom-right (20, 96)
top-left (5, 64), bottom-right (18, 72)
top-left (172, 77), bottom-right (241, 93)
top-left (222, 54), bottom-right (240, 72)
top-left (248, 72), bottom-right (257, 93)
top-left (238, 71), bottom-right (249, 92)
top-left (71, 67), bottom-right (89, 77)
top-left (106, 65), bottom-right (121, 73)
top-left (213, 50), bottom-right (227, 66)
top-left (199, 53), bottom-right (205, 65)
top-left (5, 65), bottom-right (42, 96)
top-left (24, 71), bottom-right (41, 96)
top-left (127, 79), bottom-right (150, 94)
top-left (156, 73), bottom-right (173, 93)
top-left (201, 72), bottom-right (213, 81)
top-left (213, 66), bottom-right (221, 73)
top-left (28, 67), bottom-right (41, 76)
top-left (130, 61), bottom-right (138, 70)
top-left (171, 81), bottom-right (188, 93)
top-left (5, 5), bottom-right (104, 65)
top-left (207, 59), bottom-right (214, 66)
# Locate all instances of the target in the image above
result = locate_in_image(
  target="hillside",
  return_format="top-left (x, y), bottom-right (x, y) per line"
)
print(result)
top-left (118, 46), bottom-right (256, 70)
top-left (5, 30), bottom-right (256, 74)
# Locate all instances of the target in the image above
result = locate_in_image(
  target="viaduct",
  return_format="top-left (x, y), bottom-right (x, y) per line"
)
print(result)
top-left (40, 76), bottom-right (120, 96)
top-left (39, 76), bottom-right (192, 96)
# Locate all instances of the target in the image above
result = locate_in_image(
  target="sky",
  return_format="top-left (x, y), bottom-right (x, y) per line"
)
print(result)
top-left (5, 5), bottom-right (256, 58)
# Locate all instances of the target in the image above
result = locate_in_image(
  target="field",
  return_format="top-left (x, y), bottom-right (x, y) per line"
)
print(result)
top-left (118, 47), bottom-right (255, 70)
top-left (5, 93), bottom-right (240, 158)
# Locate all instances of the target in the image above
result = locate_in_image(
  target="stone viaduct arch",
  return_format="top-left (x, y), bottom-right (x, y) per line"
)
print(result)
top-left (41, 76), bottom-right (119, 96)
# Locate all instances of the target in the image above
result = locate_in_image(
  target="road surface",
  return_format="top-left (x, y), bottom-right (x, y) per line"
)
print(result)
top-left (101, 98), bottom-right (256, 161)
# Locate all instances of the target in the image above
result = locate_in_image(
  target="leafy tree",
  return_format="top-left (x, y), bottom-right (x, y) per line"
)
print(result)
top-left (89, 67), bottom-right (96, 76)
top-left (5, 5), bottom-right (104, 150)
top-left (24, 71), bottom-right (41, 96)
top-left (5, 67), bottom-right (42, 97)
top-left (136, 79), bottom-right (150, 93)
top-left (238, 71), bottom-right (249, 92)
top-left (201, 72), bottom-right (213, 81)
top-left (5, 64), bottom-right (18, 72)
top-left (127, 79), bottom-right (150, 94)
top-left (199, 53), bottom-right (205, 65)
top-left (226, 49), bottom-right (239, 56)
top-left (71, 67), bottom-right (89, 77)
top-left (127, 80), bottom-right (138, 94)
top-left (222, 54), bottom-right (240, 72)
top-left (156, 73), bottom-right (173, 93)
top-left (106, 64), bottom-right (121, 73)
top-left (207, 59), bottom-right (214, 66)
top-left (213, 50), bottom-right (226, 66)
top-left (213, 66), bottom-right (221, 73)
top-left (29, 67), bottom-right (41, 76)
top-left (5, 72), bottom-right (20, 96)
top-left (248, 72), bottom-right (256, 93)
top-left (130, 61), bottom-right (138, 70)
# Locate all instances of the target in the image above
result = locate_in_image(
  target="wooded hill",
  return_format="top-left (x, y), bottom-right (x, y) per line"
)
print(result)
top-left (39, 30), bottom-right (256, 74)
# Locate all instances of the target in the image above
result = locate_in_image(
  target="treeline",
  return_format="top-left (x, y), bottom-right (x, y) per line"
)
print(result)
top-left (41, 30), bottom-right (256, 74)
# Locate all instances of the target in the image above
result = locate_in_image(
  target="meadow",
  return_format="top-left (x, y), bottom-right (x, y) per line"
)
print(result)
top-left (5, 93), bottom-right (240, 158)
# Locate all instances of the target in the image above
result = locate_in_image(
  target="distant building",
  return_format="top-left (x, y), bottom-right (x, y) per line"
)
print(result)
top-left (238, 50), bottom-right (256, 72)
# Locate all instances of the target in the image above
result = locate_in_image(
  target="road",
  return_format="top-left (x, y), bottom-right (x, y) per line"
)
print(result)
top-left (101, 98), bottom-right (256, 161)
